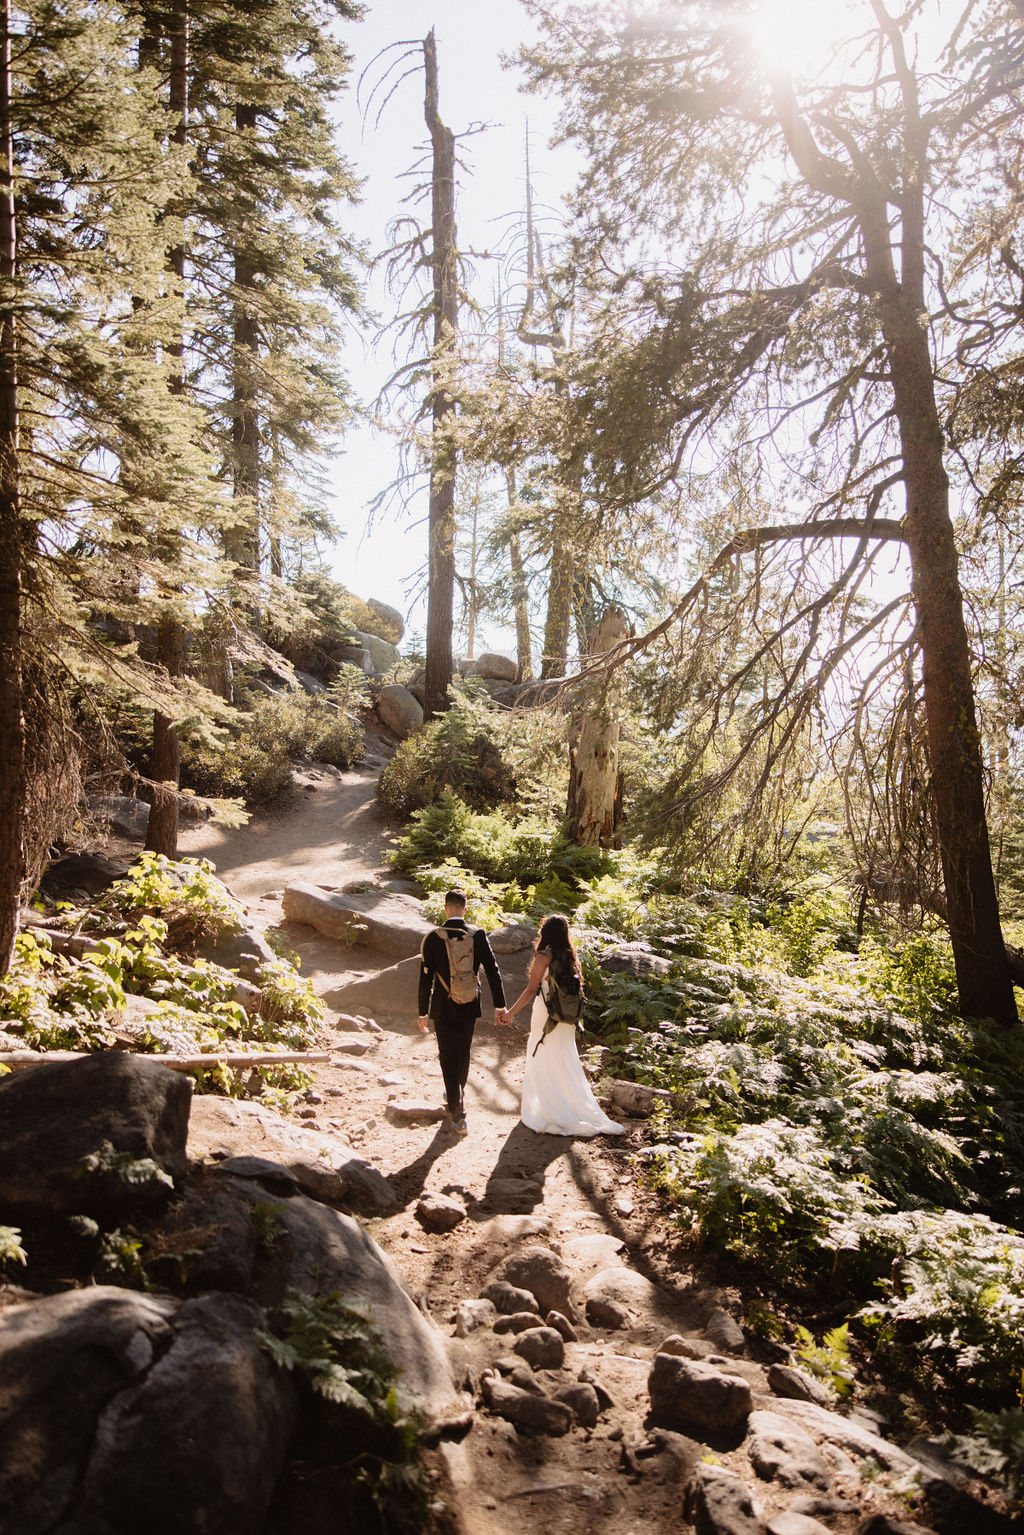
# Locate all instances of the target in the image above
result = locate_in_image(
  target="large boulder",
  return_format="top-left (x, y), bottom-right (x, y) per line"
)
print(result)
top-left (465, 652), bottom-right (517, 683)
top-left (69, 1292), bottom-right (296, 1535)
top-left (375, 682), bottom-right (423, 738)
top-left (747, 1409), bottom-right (833, 1491)
top-left (597, 943), bottom-right (673, 979)
top-left (232, 1185), bottom-right (466, 1428)
top-left (325, 956), bottom-right (421, 1023)
top-left (0, 1286), bottom-right (182, 1531)
top-left (366, 598), bottom-right (405, 644)
top-left (352, 629), bottom-right (401, 674)
top-left (0, 1053), bottom-right (190, 1221)
top-left (282, 882), bottom-right (432, 959)
top-left (187, 1094), bottom-right (395, 1213)
top-left (330, 643), bottom-right (373, 674)
top-left (86, 795), bottom-right (151, 841)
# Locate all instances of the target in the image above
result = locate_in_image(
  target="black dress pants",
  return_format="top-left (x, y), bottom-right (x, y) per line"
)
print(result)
top-left (434, 1007), bottom-right (476, 1113)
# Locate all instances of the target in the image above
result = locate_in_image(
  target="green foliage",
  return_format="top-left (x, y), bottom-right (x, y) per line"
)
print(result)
top-left (377, 691), bottom-right (516, 818)
top-left (794, 1323), bottom-right (855, 1400)
top-left (77, 1140), bottom-right (173, 1191)
top-left (258, 1291), bottom-right (402, 1419)
top-left (182, 688), bottom-right (362, 803)
top-left (946, 1397), bottom-right (1024, 1504)
top-left (0, 1227), bottom-right (27, 1272)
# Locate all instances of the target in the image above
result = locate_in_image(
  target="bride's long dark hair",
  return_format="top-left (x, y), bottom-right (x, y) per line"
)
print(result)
top-left (537, 913), bottom-right (581, 980)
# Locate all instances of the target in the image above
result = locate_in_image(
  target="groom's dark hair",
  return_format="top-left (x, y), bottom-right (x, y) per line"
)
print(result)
top-left (444, 887), bottom-right (467, 909)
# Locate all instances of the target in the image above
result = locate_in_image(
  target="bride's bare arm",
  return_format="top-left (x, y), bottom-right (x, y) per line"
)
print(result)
top-left (504, 953), bottom-right (550, 1024)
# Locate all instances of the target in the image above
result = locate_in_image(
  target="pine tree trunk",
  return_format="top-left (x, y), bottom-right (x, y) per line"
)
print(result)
top-left (566, 605), bottom-right (628, 848)
top-left (422, 29), bottom-right (457, 721)
top-left (869, 183), bottom-right (1016, 1021)
top-left (541, 519), bottom-right (574, 678)
top-left (504, 466), bottom-right (532, 679)
top-left (231, 100), bottom-right (260, 581)
top-left (146, 0), bottom-right (188, 858)
top-left (0, 0), bottom-right (23, 973)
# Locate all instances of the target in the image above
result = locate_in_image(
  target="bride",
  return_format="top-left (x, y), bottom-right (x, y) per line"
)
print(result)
top-left (503, 914), bottom-right (623, 1138)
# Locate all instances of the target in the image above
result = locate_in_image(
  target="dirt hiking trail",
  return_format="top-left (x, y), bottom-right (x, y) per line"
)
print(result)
top-left (177, 762), bottom-right (956, 1535)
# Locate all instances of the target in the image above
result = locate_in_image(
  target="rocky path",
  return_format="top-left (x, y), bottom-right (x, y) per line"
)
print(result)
top-left (179, 765), bottom-right (989, 1535)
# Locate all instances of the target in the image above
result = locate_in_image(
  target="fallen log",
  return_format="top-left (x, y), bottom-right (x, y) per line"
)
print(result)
top-left (0, 1050), bottom-right (330, 1073)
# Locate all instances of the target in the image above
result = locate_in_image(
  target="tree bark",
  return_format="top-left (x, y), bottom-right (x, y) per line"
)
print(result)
top-left (146, 0), bottom-right (188, 858)
top-left (0, 0), bottom-right (23, 973)
top-left (566, 605), bottom-right (629, 847)
top-left (422, 29), bottom-right (458, 721)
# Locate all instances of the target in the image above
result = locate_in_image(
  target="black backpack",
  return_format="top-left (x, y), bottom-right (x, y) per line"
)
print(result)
top-left (532, 951), bottom-right (585, 1054)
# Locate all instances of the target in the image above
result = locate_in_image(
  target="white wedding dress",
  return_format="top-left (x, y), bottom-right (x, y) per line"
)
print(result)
top-left (520, 993), bottom-right (624, 1138)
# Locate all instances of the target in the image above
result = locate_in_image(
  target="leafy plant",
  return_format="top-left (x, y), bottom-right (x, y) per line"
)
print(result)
top-left (258, 1291), bottom-right (402, 1419)
top-left (794, 1323), bottom-right (855, 1399)
top-left (77, 1140), bottom-right (173, 1190)
top-left (0, 1226), bottom-right (27, 1272)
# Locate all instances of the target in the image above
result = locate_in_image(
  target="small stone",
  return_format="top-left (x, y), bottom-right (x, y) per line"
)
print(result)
top-left (513, 1327), bottom-right (565, 1371)
top-left (480, 1376), bottom-right (573, 1436)
top-left (454, 1299), bottom-right (497, 1337)
top-left (553, 1382), bottom-right (600, 1428)
top-left (658, 1333), bottom-right (716, 1362)
top-left (302, 1091), bottom-right (324, 1105)
top-left (297, 1108), bottom-right (318, 1121)
top-left (494, 1312), bottom-right (544, 1335)
top-left (614, 1194), bottom-right (635, 1217)
top-left (585, 1295), bottom-right (629, 1329)
top-left (545, 1310), bottom-right (578, 1342)
top-left (767, 1513), bottom-right (834, 1535)
top-left (578, 1367), bottom-right (615, 1411)
top-left (704, 1307), bottom-right (745, 1355)
top-left (481, 1281), bottom-right (539, 1316)
top-left (768, 1363), bottom-right (830, 1408)
top-left (333, 1033), bottom-right (376, 1055)
top-left (384, 1101), bottom-right (446, 1126)
top-left (415, 1192), bottom-right (466, 1233)
top-left (649, 1352), bottom-right (752, 1439)
top-left (378, 1073), bottom-right (406, 1087)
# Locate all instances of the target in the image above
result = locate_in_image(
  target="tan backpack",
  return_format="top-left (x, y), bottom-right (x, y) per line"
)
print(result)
top-left (431, 926), bottom-right (478, 1005)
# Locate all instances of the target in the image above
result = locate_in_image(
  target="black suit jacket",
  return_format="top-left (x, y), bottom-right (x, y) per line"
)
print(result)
top-left (418, 918), bottom-right (506, 1022)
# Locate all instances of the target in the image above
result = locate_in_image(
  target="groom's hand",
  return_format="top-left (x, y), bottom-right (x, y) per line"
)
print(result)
top-left (416, 1015), bottom-right (430, 1034)
top-left (495, 1007), bottom-right (508, 1026)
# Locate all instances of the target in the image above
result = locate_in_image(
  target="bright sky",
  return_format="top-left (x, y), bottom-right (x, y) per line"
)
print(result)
top-left (326, 0), bottom-right (573, 644)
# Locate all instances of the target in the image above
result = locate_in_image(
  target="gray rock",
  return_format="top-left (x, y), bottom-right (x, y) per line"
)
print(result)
top-left (606, 1078), bottom-right (669, 1118)
top-left (353, 628), bottom-right (401, 673)
top-left (480, 1376), bottom-right (573, 1436)
top-left (0, 1286), bottom-right (181, 1529)
top-left (37, 851), bottom-right (130, 898)
top-left (704, 1306), bottom-right (746, 1355)
top-left (212, 1156), bottom-right (300, 1196)
top-left (768, 1362), bottom-right (831, 1407)
top-left (240, 1188), bottom-right (465, 1428)
top-left (465, 651), bottom-right (518, 682)
top-left (333, 643), bottom-right (373, 673)
top-left (788, 1494), bottom-right (858, 1522)
top-left (0, 1053), bottom-right (189, 1221)
top-left (151, 1180), bottom-right (259, 1294)
top-left (86, 794), bottom-right (151, 840)
top-left (494, 1312), bottom-right (546, 1336)
top-left (488, 922), bottom-right (537, 954)
top-left (366, 598), bottom-right (405, 643)
top-left (658, 1333), bottom-right (718, 1362)
top-left (856, 1521), bottom-right (934, 1535)
top-left (71, 1293), bottom-right (297, 1534)
top-left (454, 1299), bottom-right (497, 1338)
top-left (188, 1095), bottom-right (395, 1214)
top-left (496, 1245), bottom-right (573, 1317)
top-left (649, 1352), bottom-right (753, 1440)
top-left (384, 1101), bottom-right (447, 1127)
top-left (513, 1327), bottom-right (565, 1370)
top-left (480, 1214), bottom-right (556, 1245)
top-left (578, 1367), bottom-right (616, 1411)
top-left (482, 1177), bottom-right (545, 1214)
top-left (545, 1310), bottom-right (578, 1342)
top-left (481, 1281), bottom-right (539, 1316)
top-left (767, 1514), bottom-right (835, 1535)
top-left (554, 1381), bottom-right (600, 1428)
top-left (334, 1032), bottom-right (377, 1055)
top-left (748, 1410), bottom-right (833, 1491)
top-left (491, 1359), bottom-right (545, 1394)
top-left (598, 943), bottom-right (673, 978)
top-left (283, 882), bottom-right (432, 958)
top-left (416, 1192), bottom-right (466, 1233)
top-left (685, 1463), bottom-right (762, 1535)
top-left (766, 1398), bottom-right (920, 1477)
top-left (586, 1294), bottom-right (629, 1329)
top-left (295, 669), bottom-right (328, 695)
top-left (376, 682), bottom-right (423, 738)
top-left (583, 1265), bottom-right (667, 1323)
top-left (325, 955), bottom-right (421, 1024)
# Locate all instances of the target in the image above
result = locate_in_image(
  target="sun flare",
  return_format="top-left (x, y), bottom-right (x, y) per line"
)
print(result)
top-left (740, 0), bottom-right (860, 82)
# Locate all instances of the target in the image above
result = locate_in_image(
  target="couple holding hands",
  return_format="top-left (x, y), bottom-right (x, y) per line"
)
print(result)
top-left (417, 887), bottom-right (623, 1140)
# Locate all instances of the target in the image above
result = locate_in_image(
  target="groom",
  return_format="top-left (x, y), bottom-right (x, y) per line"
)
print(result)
top-left (417, 887), bottom-right (507, 1135)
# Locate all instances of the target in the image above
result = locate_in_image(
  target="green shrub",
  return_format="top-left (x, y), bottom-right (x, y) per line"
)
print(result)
top-left (377, 696), bottom-right (515, 817)
top-left (182, 688), bottom-right (361, 803)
